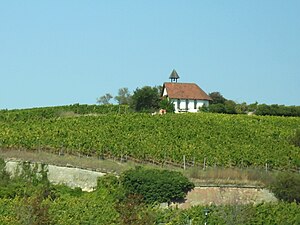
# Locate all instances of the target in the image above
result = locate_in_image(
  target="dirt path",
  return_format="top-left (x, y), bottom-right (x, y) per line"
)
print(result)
top-left (174, 186), bottom-right (277, 208)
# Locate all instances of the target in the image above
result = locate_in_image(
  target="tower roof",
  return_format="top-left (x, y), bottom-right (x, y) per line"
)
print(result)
top-left (169, 69), bottom-right (180, 80)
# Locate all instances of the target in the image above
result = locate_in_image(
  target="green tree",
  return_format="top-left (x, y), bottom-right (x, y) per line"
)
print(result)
top-left (235, 102), bottom-right (248, 114)
top-left (120, 167), bottom-right (194, 204)
top-left (130, 86), bottom-right (160, 112)
top-left (209, 103), bottom-right (226, 113)
top-left (256, 104), bottom-right (271, 115)
top-left (199, 104), bottom-right (209, 112)
top-left (159, 97), bottom-right (175, 113)
top-left (115, 88), bottom-right (132, 105)
top-left (209, 92), bottom-right (227, 105)
top-left (248, 101), bottom-right (258, 112)
top-left (96, 93), bottom-right (113, 105)
top-left (224, 100), bottom-right (237, 114)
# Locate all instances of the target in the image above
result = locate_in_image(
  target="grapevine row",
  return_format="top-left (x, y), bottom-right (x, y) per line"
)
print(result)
top-left (0, 113), bottom-right (299, 170)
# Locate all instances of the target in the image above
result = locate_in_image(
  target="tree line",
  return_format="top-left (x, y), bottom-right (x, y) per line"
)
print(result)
top-left (206, 92), bottom-right (300, 117)
top-left (97, 86), bottom-right (300, 116)
top-left (97, 86), bottom-right (175, 113)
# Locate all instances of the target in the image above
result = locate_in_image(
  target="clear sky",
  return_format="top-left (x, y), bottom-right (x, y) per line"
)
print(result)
top-left (1, 1), bottom-right (299, 109)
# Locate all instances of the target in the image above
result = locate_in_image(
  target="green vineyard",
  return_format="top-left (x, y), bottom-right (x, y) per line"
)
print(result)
top-left (0, 107), bottom-right (300, 170)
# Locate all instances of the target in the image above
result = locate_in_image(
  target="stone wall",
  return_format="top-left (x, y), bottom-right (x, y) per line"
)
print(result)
top-left (4, 160), bottom-right (278, 206)
top-left (5, 160), bottom-right (106, 192)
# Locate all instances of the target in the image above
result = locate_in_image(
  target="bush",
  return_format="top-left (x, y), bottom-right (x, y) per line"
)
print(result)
top-left (291, 129), bottom-right (300, 148)
top-left (0, 158), bottom-right (10, 186)
top-left (120, 167), bottom-right (194, 204)
top-left (159, 98), bottom-right (175, 113)
top-left (209, 103), bottom-right (226, 113)
top-left (130, 86), bottom-right (160, 112)
top-left (270, 172), bottom-right (300, 203)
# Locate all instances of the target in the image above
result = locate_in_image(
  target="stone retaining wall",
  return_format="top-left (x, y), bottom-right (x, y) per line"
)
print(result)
top-left (4, 160), bottom-right (278, 206)
top-left (5, 160), bottom-right (106, 192)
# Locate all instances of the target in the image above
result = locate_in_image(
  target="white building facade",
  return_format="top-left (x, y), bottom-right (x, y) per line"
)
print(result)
top-left (162, 82), bottom-right (211, 113)
top-left (172, 99), bottom-right (209, 113)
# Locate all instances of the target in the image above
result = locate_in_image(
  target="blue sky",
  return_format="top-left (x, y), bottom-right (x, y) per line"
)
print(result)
top-left (1, 1), bottom-right (299, 109)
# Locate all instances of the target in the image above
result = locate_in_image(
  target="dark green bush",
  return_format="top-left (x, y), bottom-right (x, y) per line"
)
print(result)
top-left (270, 172), bottom-right (300, 203)
top-left (120, 167), bottom-right (194, 204)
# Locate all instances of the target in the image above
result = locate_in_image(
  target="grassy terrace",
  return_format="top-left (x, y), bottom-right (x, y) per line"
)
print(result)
top-left (0, 148), bottom-right (273, 187)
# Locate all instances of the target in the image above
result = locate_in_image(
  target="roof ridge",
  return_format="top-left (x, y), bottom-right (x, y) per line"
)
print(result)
top-left (164, 82), bottom-right (197, 84)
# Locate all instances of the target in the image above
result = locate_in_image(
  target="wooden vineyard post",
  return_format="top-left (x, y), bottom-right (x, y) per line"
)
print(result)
top-left (183, 155), bottom-right (186, 170)
top-left (203, 158), bottom-right (206, 170)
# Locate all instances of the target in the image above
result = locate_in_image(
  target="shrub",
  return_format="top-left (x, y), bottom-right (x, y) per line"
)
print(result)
top-left (270, 172), bottom-right (300, 203)
top-left (0, 158), bottom-right (10, 186)
top-left (116, 194), bottom-right (156, 225)
top-left (159, 98), bottom-right (175, 113)
top-left (291, 129), bottom-right (300, 148)
top-left (120, 167), bottom-right (194, 204)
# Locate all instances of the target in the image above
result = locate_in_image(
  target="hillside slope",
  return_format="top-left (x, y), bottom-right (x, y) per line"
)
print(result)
top-left (1, 111), bottom-right (299, 170)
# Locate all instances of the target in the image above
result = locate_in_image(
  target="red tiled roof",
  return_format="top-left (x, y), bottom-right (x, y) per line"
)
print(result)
top-left (163, 82), bottom-right (212, 100)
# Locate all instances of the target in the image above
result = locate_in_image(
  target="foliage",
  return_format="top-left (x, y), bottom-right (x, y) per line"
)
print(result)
top-left (0, 158), bottom-right (10, 186)
top-left (97, 174), bottom-right (125, 201)
top-left (208, 91), bottom-right (237, 114)
top-left (49, 189), bottom-right (120, 225)
top-left (209, 92), bottom-right (227, 104)
top-left (130, 86), bottom-right (160, 112)
top-left (0, 161), bottom-right (51, 199)
top-left (270, 172), bottom-right (300, 203)
top-left (235, 102), bottom-right (248, 114)
top-left (0, 104), bottom-right (130, 122)
top-left (120, 167), bottom-right (194, 204)
top-left (0, 198), bottom-right (19, 225)
top-left (250, 202), bottom-right (300, 224)
top-left (51, 184), bottom-right (83, 198)
top-left (97, 93), bottom-right (113, 105)
top-left (159, 97), bottom-right (175, 113)
top-left (291, 129), bottom-right (300, 148)
top-left (209, 103), bottom-right (226, 113)
top-left (116, 194), bottom-right (156, 225)
top-left (0, 112), bottom-right (300, 170)
top-left (198, 105), bottom-right (208, 112)
top-left (0, 161), bottom-right (300, 224)
top-left (15, 191), bottom-right (50, 225)
top-left (0, 160), bottom-right (120, 224)
top-left (156, 203), bottom-right (300, 224)
top-left (224, 100), bottom-right (237, 114)
top-left (0, 161), bottom-right (52, 224)
top-left (214, 204), bottom-right (255, 225)
top-left (115, 88), bottom-right (132, 105)
top-left (208, 91), bottom-right (300, 117)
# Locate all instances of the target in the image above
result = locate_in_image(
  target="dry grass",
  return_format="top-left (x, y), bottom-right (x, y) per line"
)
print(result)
top-left (0, 148), bottom-right (174, 175)
top-left (185, 167), bottom-right (274, 187)
top-left (0, 148), bottom-right (274, 187)
top-left (0, 148), bottom-right (133, 174)
top-left (57, 111), bottom-right (80, 118)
